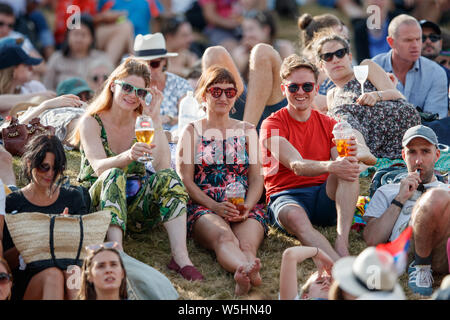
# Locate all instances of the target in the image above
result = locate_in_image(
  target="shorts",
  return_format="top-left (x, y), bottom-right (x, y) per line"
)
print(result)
top-left (267, 182), bottom-right (337, 233)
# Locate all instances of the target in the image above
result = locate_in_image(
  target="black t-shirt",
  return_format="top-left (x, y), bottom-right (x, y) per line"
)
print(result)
top-left (2, 187), bottom-right (88, 251)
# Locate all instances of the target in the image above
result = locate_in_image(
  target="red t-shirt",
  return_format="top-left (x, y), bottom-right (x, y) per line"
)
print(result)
top-left (260, 107), bottom-right (337, 203)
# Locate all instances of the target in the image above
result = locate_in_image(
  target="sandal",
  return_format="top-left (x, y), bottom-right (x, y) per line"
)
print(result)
top-left (167, 257), bottom-right (204, 281)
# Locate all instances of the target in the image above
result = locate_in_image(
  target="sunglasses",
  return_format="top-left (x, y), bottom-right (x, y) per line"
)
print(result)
top-left (92, 74), bottom-right (108, 82)
top-left (422, 34), bottom-right (441, 43)
top-left (320, 47), bottom-right (349, 62)
top-left (207, 87), bottom-right (238, 99)
top-left (149, 60), bottom-right (162, 69)
top-left (0, 272), bottom-right (12, 284)
top-left (114, 80), bottom-right (148, 99)
top-left (86, 241), bottom-right (120, 254)
top-left (0, 21), bottom-right (14, 29)
top-left (286, 82), bottom-right (315, 93)
top-left (37, 163), bottom-right (55, 173)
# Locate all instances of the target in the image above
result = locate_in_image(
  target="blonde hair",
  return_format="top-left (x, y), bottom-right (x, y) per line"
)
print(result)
top-left (0, 66), bottom-right (15, 94)
top-left (388, 14), bottom-right (420, 39)
top-left (71, 57), bottom-right (151, 145)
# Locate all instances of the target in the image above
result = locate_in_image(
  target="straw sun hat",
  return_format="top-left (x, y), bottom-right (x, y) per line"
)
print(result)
top-left (133, 33), bottom-right (178, 61)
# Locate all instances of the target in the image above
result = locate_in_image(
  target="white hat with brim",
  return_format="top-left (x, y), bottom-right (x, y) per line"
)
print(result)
top-left (133, 33), bottom-right (178, 61)
top-left (332, 247), bottom-right (405, 300)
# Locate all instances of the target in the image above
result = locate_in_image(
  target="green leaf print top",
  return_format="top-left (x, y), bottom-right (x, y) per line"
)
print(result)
top-left (77, 114), bottom-right (146, 187)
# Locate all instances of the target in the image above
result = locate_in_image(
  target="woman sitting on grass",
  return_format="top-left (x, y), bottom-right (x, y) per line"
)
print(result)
top-left (176, 65), bottom-right (267, 296)
top-left (73, 57), bottom-right (203, 281)
top-left (1, 134), bottom-right (88, 300)
top-left (77, 242), bottom-right (127, 300)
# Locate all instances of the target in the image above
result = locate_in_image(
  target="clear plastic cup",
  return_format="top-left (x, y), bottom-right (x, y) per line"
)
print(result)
top-left (332, 121), bottom-right (353, 157)
top-left (225, 182), bottom-right (246, 214)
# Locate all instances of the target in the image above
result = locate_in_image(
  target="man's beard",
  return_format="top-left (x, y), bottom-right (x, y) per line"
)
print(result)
top-left (422, 47), bottom-right (439, 61)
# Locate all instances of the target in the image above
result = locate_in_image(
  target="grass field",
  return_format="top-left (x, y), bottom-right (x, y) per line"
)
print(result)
top-left (12, 149), bottom-right (443, 300)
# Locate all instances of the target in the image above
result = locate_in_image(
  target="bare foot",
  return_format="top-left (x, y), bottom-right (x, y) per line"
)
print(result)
top-left (335, 238), bottom-right (350, 257)
top-left (234, 265), bottom-right (251, 296)
top-left (245, 258), bottom-right (262, 287)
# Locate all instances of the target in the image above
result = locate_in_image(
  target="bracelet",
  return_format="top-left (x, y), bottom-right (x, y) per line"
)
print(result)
top-left (312, 247), bottom-right (319, 258)
top-left (391, 198), bottom-right (404, 209)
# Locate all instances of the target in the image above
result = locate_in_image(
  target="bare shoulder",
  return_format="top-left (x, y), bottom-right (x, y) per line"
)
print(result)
top-left (79, 114), bottom-right (100, 134)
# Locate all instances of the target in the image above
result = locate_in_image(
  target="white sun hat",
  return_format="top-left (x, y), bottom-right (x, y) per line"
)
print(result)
top-left (133, 33), bottom-right (178, 61)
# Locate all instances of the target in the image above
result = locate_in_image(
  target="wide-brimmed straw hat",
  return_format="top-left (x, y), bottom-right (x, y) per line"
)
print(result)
top-left (133, 33), bottom-right (178, 61)
top-left (332, 247), bottom-right (405, 299)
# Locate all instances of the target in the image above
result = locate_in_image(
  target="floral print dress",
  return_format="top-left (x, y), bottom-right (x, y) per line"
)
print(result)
top-left (186, 125), bottom-right (267, 237)
top-left (328, 78), bottom-right (421, 159)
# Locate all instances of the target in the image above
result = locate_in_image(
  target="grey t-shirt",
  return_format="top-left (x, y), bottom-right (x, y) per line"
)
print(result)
top-left (364, 179), bottom-right (448, 241)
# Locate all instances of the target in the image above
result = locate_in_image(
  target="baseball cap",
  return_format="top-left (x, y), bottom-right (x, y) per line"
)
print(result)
top-left (420, 20), bottom-right (441, 35)
top-left (402, 125), bottom-right (439, 147)
top-left (332, 247), bottom-right (405, 299)
top-left (56, 77), bottom-right (93, 97)
top-left (0, 43), bottom-right (42, 69)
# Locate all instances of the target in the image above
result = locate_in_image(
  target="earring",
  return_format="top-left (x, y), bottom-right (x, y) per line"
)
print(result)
top-left (231, 106), bottom-right (236, 114)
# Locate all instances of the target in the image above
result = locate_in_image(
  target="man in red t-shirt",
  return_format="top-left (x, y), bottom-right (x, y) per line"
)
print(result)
top-left (260, 54), bottom-right (360, 260)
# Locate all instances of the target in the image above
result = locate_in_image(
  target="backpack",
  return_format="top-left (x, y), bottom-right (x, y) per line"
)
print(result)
top-left (369, 165), bottom-right (446, 197)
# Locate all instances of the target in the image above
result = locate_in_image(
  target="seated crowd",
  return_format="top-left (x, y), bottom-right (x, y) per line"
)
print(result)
top-left (0, 0), bottom-right (449, 300)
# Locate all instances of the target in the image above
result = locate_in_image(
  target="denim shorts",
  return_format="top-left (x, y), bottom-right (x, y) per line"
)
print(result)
top-left (267, 182), bottom-right (337, 232)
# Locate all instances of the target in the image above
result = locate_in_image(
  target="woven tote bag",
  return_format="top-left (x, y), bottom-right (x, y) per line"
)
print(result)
top-left (5, 210), bottom-right (111, 270)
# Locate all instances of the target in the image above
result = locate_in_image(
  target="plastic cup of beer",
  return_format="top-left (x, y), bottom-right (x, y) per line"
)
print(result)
top-left (332, 121), bottom-right (353, 157)
top-left (135, 115), bottom-right (155, 163)
top-left (226, 182), bottom-right (246, 214)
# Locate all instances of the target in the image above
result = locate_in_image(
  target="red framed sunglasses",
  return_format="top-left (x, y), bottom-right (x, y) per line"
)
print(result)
top-left (207, 87), bottom-right (238, 99)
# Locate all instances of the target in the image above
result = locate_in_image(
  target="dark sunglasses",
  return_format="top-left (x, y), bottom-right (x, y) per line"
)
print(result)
top-left (422, 34), bottom-right (441, 43)
top-left (320, 47), bottom-right (349, 62)
top-left (0, 21), bottom-right (14, 29)
top-left (286, 82), bottom-right (315, 93)
top-left (92, 74), bottom-right (108, 82)
top-left (149, 60), bottom-right (162, 69)
top-left (86, 241), bottom-right (120, 254)
top-left (37, 163), bottom-right (55, 173)
top-left (114, 80), bottom-right (148, 99)
top-left (0, 272), bottom-right (12, 283)
top-left (208, 87), bottom-right (238, 99)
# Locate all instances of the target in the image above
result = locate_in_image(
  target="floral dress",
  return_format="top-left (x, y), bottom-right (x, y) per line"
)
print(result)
top-left (328, 78), bottom-right (421, 159)
top-left (186, 124), bottom-right (267, 237)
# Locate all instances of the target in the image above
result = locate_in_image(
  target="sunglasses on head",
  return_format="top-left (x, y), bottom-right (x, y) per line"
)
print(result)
top-left (207, 87), bottom-right (238, 99)
top-left (114, 80), bottom-right (148, 99)
top-left (320, 47), bottom-right (349, 62)
top-left (149, 60), bottom-right (162, 69)
top-left (0, 21), bottom-right (14, 29)
top-left (0, 272), bottom-right (12, 284)
top-left (92, 74), bottom-right (108, 82)
top-left (86, 241), bottom-right (120, 254)
top-left (286, 82), bottom-right (315, 93)
top-left (422, 34), bottom-right (441, 43)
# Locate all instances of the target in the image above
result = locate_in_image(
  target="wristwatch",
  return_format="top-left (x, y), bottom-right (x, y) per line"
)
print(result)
top-left (391, 198), bottom-right (404, 209)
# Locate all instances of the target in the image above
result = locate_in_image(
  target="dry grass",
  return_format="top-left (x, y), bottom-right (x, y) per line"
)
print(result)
top-left (12, 149), bottom-right (440, 301)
